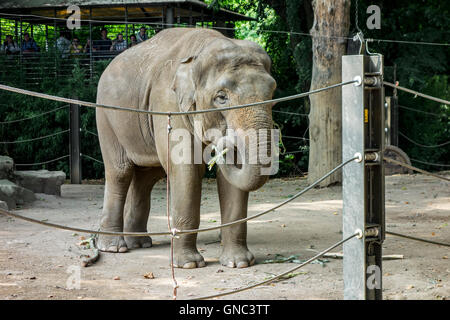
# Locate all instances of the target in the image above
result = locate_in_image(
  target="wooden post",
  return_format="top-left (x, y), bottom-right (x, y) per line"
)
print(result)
top-left (69, 101), bottom-right (82, 184)
top-left (308, 0), bottom-right (351, 187)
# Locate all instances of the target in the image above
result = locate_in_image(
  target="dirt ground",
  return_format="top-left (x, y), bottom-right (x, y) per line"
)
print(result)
top-left (0, 172), bottom-right (449, 300)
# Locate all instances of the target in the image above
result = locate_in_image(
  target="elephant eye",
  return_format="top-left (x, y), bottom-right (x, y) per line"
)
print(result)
top-left (215, 92), bottom-right (228, 105)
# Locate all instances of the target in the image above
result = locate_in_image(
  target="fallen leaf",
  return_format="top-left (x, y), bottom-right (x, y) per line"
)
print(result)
top-left (406, 285), bottom-right (414, 290)
top-left (143, 272), bottom-right (155, 279)
top-left (113, 276), bottom-right (120, 280)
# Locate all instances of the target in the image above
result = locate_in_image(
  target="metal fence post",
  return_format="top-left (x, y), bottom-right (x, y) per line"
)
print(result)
top-left (69, 101), bottom-right (82, 184)
top-left (342, 54), bottom-right (385, 300)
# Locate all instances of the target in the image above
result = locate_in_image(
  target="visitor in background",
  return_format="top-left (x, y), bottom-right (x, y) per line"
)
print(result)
top-left (136, 26), bottom-right (148, 43)
top-left (93, 28), bottom-right (112, 52)
top-left (110, 33), bottom-right (127, 52)
top-left (84, 39), bottom-right (94, 53)
top-left (1, 35), bottom-right (20, 55)
top-left (70, 37), bottom-right (83, 57)
top-left (21, 33), bottom-right (39, 53)
top-left (129, 34), bottom-right (138, 47)
top-left (56, 32), bottom-right (71, 58)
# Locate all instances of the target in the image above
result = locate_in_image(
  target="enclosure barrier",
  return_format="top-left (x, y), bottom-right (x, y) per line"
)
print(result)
top-left (0, 53), bottom-right (449, 300)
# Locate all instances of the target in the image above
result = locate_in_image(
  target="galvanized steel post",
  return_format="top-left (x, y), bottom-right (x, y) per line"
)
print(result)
top-left (342, 54), bottom-right (385, 300)
top-left (69, 100), bottom-right (82, 184)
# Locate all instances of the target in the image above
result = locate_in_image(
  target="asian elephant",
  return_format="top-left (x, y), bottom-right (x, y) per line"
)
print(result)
top-left (96, 28), bottom-right (277, 269)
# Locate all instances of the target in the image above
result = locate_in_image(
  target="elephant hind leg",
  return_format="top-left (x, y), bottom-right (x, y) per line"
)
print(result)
top-left (98, 165), bottom-right (133, 253)
top-left (124, 166), bottom-right (165, 249)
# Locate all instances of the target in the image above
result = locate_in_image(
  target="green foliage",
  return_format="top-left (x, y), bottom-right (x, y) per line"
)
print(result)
top-left (0, 52), bottom-right (109, 178)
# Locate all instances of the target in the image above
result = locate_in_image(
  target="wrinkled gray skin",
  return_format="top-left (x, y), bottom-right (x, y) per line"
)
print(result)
top-left (96, 28), bottom-right (276, 269)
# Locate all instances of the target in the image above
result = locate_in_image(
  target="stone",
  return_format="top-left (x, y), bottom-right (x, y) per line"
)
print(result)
top-left (0, 179), bottom-right (36, 209)
top-left (14, 170), bottom-right (66, 196)
top-left (0, 156), bottom-right (14, 180)
top-left (0, 200), bottom-right (8, 210)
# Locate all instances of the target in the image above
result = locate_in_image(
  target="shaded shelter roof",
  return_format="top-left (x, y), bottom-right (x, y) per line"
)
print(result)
top-left (0, 1), bottom-right (253, 25)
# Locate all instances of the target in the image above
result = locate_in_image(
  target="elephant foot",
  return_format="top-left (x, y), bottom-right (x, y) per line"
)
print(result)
top-left (98, 235), bottom-right (128, 253)
top-left (173, 249), bottom-right (206, 269)
top-left (220, 247), bottom-right (255, 268)
top-left (124, 236), bottom-right (152, 249)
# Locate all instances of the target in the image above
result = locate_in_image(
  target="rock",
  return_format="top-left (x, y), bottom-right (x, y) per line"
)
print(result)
top-left (0, 200), bottom-right (8, 210)
top-left (0, 179), bottom-right (35, 209)
top-left (14, 170), bottom-right (66, 196)
top-left (0, 156), bottom-right (14, 180)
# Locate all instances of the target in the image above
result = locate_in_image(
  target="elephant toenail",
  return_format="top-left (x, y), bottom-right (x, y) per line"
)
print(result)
top-left (183, 262), bottom-right (197, 269)
top-left (108, 246), bottom-right (118, 252)
top-left (237, 261), bottom-right (248, 268)
top-left (119, 246), bottom-right (128, 253)
top-left (226, 261), bottom-right (235, 268)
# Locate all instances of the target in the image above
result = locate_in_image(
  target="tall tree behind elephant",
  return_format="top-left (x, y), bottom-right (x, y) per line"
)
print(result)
top-left (308, 0), bottom-right (351, 186)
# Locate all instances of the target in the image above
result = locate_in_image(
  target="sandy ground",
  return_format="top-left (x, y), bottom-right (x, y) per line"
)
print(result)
top-left (0, 172), bottom-right (449, 300)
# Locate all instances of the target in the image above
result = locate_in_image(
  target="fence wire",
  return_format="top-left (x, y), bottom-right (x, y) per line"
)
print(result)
top-left (386, 231), bottom-right (450, 247)
top-left (192, 232), bottom-right (360, 300)
top-left (1, 11), bottom-right (449, 47)
top-left (410, 158), bottom-right (450, 168)
top-left (0, 129), bottom-right (69, 144)
top-left (0, 105), bottom-right (69, 124)
top-left (0, 156), bottom-right (358, 237)
top-left (399, 131), bottom-right (450, 148)
top-left (398, 105), bottom-right (444, 117)
top-left (383, 81), bottom-right (450, 105)
top-left (14, 154), bottom-right (70, 167)
top-left (0, 80), bottom-right (357, 116)
top-left (384, 157), bottom-right (450, 182)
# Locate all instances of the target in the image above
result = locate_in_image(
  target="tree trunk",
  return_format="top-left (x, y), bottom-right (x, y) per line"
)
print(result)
top-left (308, 0), bottom-right (350, 186)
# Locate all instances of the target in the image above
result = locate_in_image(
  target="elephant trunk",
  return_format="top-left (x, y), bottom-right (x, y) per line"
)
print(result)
top-left (217, 118), bottom-right (272, 192)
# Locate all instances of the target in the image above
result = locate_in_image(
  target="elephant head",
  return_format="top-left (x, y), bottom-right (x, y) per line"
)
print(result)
top-left (172, 36), bottom-right (277, 192)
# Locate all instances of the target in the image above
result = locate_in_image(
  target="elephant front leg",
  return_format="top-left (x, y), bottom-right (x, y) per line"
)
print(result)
top-left (217, 169), bottom-right (255, 268)
top-left (170, 166), bottom-right (206, 269)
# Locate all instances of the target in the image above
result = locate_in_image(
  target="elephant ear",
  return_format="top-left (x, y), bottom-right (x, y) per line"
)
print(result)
top-left (172, 56), bottom-right (197, 112)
